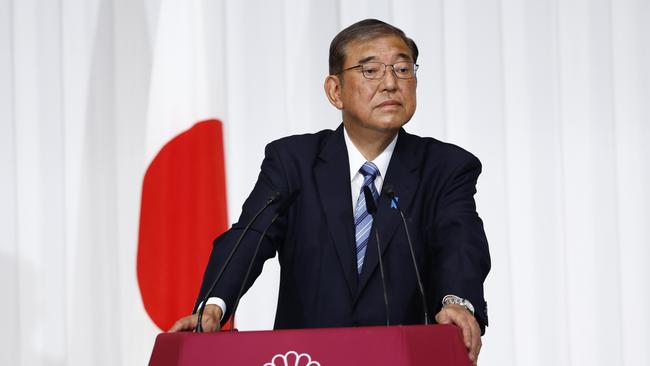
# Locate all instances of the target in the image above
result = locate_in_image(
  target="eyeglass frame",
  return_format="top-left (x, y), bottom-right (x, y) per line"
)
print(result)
top-left (338, 61), bottom-right (419, 80)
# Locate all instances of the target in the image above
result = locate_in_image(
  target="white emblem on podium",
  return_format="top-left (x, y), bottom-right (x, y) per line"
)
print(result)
top-left (263, 350), bottom-right (321, 366)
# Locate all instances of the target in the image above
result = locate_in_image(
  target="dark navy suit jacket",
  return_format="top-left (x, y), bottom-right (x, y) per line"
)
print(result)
top-left (195, 124), bottom-right (490, 333)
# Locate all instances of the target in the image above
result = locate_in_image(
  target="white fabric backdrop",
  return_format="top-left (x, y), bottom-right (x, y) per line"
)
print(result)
top-left (1, 0), bottom-right (648, 365)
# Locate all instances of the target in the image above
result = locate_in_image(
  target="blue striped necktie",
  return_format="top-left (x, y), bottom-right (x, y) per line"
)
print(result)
top-left (355, 161), bottom-right (379, 274)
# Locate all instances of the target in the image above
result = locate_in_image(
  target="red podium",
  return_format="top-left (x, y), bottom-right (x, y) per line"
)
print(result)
top-left (149, 324), bottom-right (470, 365)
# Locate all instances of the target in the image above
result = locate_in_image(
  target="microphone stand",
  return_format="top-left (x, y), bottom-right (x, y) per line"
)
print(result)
top-left (363, 186), bottom-right (390, 326)
top-left (384, 186), bottom-right (430, 324)
top-left (229, 190), bottom-right (300, 330)
top-left (194, 191), bottom-right (281, 332)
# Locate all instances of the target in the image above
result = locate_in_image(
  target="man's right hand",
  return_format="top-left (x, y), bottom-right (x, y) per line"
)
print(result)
top-left (168, 304), bottom-right (223, 332)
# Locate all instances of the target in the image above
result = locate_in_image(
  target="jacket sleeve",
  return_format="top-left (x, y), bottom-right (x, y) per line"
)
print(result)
top-left (429, 154), bottom-right (491, 334)
top-left (193, 142), bottom-right (290, 324)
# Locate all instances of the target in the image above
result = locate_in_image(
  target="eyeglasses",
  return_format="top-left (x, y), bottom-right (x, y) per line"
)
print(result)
top-left (340, 61), bottom-right (419, 80)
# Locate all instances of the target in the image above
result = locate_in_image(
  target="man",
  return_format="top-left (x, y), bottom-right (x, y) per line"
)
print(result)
top-left (170, 19), bottom-right (490, 365)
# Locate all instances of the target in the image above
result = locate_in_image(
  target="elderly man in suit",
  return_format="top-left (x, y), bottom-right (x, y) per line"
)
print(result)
top-left (170, 18), bottom-right (490, 365)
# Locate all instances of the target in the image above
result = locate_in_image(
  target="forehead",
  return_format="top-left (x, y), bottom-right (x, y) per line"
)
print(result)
top-left (343, 35), bottom-right (413, 65)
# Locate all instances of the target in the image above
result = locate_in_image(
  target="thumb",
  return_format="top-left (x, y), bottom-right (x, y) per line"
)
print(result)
top-left (435, 309), bottom-right (452, 324)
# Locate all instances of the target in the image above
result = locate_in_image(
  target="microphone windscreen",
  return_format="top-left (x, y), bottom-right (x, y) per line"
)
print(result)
top-left (382, 184), bottom-right (396, 198)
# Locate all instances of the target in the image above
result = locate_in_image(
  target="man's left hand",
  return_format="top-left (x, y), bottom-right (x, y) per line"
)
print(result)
top-left (435, 304), bottom-right (482, 365)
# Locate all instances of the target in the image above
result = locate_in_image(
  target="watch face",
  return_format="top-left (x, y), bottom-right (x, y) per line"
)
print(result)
top-left (443, 295), bottom-right (474, 314)
top-left (443, 295), bottom-right (461, 305)
top-left (461, 300), bottom-right (475, 314)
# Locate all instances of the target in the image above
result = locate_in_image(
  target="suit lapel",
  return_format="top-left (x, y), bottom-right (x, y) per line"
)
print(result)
top-left (314, 124), bottom-right (358, 297)
top-left (356, 129), bottom-right (420, 298)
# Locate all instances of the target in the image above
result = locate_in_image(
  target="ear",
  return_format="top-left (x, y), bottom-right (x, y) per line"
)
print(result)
top-left (324, 75), bottom-right (344, 110)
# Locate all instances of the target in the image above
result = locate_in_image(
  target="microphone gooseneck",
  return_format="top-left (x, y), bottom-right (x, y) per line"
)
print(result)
top-left (194, 191), bottom-right (282, 332)
top-left (363, 186), bottom-right (390, 326)
top-left (383, 185), bottom-right (430, 325)
top-left (229, 190), bottom-right (301, 329)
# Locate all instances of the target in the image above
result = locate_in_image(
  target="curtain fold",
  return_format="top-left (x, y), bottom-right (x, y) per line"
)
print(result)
top-left (1, 0), bottom-right (648, 365)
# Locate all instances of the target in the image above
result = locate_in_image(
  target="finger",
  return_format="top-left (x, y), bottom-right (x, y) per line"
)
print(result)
top-left (463, 317), bottom-right (479, 363)
top-left (458, 316), bottom-right (473, 350)
top-left (468, 320), bottom-right (481, 363)
top-left (201, 317), bottom-right (214, 332)
top-left (470, 342), bottom-right (480, 366)
top-left (434, 309), bottom-right (452, 324)
top-left (474, 335), bottom-right (483, 364)
top-left (169, 315), bottom-right (197, 332)
top-left (168, 318), bottom-right (185, 332)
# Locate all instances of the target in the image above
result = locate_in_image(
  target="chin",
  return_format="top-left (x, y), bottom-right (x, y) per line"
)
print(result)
top-left (373, 119), bottom-right (409, 132)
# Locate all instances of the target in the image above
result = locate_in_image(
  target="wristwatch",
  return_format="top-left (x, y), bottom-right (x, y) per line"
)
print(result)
top-left (442, 294), bottom-right (475, 315)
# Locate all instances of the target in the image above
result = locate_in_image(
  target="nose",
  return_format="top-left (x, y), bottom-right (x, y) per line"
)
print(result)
top-left (380, 65), bottom-right (398, 91)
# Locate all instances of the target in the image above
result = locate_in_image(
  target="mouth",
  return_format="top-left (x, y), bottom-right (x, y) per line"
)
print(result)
top-left (376, 100), bottom-right (402, 108)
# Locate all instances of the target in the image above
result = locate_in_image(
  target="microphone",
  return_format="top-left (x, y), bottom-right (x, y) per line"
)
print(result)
top-left (383, 185), bottom-right (430, 324)
top-left (194, 191), bottom-right (282, 332)
top-left (228, 189), bottom-right (301, 329)
top-left (363, 186), bottom-right (390, 326)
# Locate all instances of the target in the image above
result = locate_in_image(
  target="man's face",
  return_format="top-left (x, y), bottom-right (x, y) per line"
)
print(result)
top-left (336, 35), bottom-right (417, 134)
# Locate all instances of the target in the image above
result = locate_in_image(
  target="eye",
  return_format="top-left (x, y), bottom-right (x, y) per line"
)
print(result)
top-left (395, 63), bottom-right (412, 75)
top-left (362, 63), bottom-right (381, 75)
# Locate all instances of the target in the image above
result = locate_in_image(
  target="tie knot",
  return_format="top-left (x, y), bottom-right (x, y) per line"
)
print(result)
top-left (359, 161), bottom-right (379, 179)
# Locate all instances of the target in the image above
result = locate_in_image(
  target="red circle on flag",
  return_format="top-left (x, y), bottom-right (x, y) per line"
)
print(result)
top-left (137, 119), bottom-right (229, 331)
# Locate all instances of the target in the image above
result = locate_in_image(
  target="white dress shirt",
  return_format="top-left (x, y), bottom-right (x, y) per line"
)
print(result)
top-left (344, 127), bottom-right (397, 210)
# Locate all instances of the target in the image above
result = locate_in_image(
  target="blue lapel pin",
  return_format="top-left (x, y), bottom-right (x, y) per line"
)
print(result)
top-left (390, 196), bottom-right (399, 209)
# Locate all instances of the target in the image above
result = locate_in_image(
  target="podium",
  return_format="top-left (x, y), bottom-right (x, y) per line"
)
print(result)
top-left (149, 324), bottom-right (470, 365)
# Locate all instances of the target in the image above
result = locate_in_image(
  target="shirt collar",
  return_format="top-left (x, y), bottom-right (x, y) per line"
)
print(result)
top-left (343, 126), bottom-right (398, 181)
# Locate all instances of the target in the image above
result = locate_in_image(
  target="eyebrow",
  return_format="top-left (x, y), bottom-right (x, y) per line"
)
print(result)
top-left (357, 56), bottom-right (377, 64)
top-left (357, 52), bottom-right (413, 64)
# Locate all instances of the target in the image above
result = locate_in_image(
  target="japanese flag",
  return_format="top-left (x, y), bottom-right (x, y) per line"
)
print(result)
top-left (136, 0), bottom-right (229, 331)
